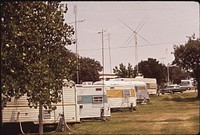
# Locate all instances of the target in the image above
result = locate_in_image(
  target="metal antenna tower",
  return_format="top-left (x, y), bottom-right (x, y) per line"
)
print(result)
top-left (119, 17), bottom-right (151, 75)
top-left (105, 33), bottom-right (112, 73)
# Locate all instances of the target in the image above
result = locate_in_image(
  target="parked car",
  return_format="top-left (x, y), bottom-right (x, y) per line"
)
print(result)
top-left (159, 84), bottom-right (186, 94)
top-left (180, 79), bottom-right (196, 90)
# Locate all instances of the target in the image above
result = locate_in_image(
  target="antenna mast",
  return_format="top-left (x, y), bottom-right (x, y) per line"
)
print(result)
top-left (106, 33), bottom-right (112, 73)
top-left (119, 17), bottom-right (150, 76)
top-left (134, 31), bottom-right (138, 75)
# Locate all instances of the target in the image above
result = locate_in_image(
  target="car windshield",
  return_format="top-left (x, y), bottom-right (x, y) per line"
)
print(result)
top-left (181, 81), bottom-right (190, 86)
top-left (166, 85), bottom-right (179, 88)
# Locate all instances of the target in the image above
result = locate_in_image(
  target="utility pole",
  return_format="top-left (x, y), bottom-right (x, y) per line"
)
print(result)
top-left (73, 5), bottom-right (85, 84)
top-left (167, 63), bottom-right (175, 85)
top-left (74, 5), bottom-right (79, 84)
top-left (98, 30), bottom-right (106, 80)
top-left (167, 64), bottom-right (170, 85)
top-left (105, 33), bottom-right (112, 73)
top-left (98, 29), bottom-right (106, 118)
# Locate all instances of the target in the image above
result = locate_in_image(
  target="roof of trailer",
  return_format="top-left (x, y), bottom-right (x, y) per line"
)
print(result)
top-left (93, 80), bottom-right (146, 86)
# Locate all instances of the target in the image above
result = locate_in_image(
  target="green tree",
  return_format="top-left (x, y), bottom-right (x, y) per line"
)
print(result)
top-left (137, 58), bottom-right (166, 85)
top-left (1, 2), bottom-right (74, 134)
top-left (113, 63), bottom-right (135, 78)
top-left (173, 36), bottom-right (200, 98)
top-left (169, 66), bottom-right (189, 84)
top-left (72, 57), bottom-right (103, 83)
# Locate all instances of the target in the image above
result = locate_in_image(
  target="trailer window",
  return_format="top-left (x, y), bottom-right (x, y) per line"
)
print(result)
top-left (96, 88), bottom-right (102, 91)
top-left (123, 90), bottom-right (131, 97)
top-left (181, 81), bottom-right (190, 86)
top-left (77, 96), bottom-right (82, 103)
top-left (136, 86), bottom-right (145, 90)
top-left (43, 110), bottom-right (51, 119)
top-left (93, 96), bottom-right (103, 103)
top-left (146, 83), bottom-right (150, 88)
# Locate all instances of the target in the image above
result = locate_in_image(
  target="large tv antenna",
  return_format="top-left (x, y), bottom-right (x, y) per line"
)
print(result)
top-left (119, 17), bottom-right (151, 75)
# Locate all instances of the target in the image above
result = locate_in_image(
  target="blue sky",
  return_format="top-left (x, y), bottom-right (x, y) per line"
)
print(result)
top-left (63, 1), bottom-right (199, 73)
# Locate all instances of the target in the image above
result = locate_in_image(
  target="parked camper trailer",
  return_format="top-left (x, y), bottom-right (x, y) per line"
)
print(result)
top-left (93, 80), bottom-right (140, 109)
top-left (75, 80), bottom-right (137, 118)
top-left (133, 77), bottom-right (157, 95)
top-left (110, 77), bottom-right (157, 95)
top-left (76, 83), bottom-right (111, 119)
top-left (133, 81), bottom-right (149, 101)
top-left (180, 79), bottom-right (196, 90)
top-left (2, 80), bottom-right (80, 125)
top-left (107, 79), bottom-right (149, 102)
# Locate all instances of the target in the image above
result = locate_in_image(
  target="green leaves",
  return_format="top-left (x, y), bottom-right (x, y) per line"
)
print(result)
top-left (72, 57), bottom-right (103, 83)
top-left (113, 63), bottom-right (134, 78)
top-left (173, 37), bottom-right (200, 97)
top-left (113, 59), bottom-right (167, 85)
top-left (1, 2), bottom-right (75, 108)
top-left (173, 38), bottom-right (200, 71)
top-left (138, 58), bottom-right (166, 84)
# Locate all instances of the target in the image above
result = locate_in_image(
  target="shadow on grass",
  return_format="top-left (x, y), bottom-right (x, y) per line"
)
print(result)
top-left (162, 96), bottom-right (199, 102)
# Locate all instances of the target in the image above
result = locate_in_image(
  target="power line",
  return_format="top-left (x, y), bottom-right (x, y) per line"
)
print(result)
top-left (71, 41), bottom-right (185, 52)
top-left (73, 8), bottom-right (176, 12)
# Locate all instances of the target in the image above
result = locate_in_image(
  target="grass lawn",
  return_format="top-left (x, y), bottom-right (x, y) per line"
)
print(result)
top-left (55, 92), bottom-right (199, 134)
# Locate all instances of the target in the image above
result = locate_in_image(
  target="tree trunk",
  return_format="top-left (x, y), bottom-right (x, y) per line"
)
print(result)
top-left (0, 93), bottom-right (3, 134)
top-left (194, 68), bottom-right (200, 99)
top-left (39, 103), bottom-right (43, 135)
top-left (197, 78), bottom-right (200, 99)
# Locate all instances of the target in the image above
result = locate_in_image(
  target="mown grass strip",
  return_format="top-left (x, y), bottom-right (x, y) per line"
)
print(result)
top-left (47, 92), bottom-right (200, 135)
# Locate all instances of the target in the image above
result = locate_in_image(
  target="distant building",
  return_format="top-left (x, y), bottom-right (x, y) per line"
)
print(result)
top-left (99, 73), bottom-right (118, 81)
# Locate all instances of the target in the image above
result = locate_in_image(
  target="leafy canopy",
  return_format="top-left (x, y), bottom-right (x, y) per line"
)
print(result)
top-left (113, 63), bottom-right (134, 78)
top-left (74, 57), bottom-right (103, 83)
top-left (138, 58), bottom-right (166, 84)
top-left (173, 36), bottom-right (200, 98)
top-left (113, 58), bottom-right (173, 85)
top-left (1, 1), bottom-right (75, 108)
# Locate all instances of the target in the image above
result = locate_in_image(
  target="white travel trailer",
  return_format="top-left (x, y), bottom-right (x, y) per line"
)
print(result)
top-left (107, 79), bottom-right (149, 101)
top-left (122, 77), bottom-right (157, 95)
top-left (76, 83), bottom-right (111, 119)
top-left (109, 76), bottom-right (157, 95)
top-left (93, 80), bottom-right (139, 109)
top-left (180, 79), bottom-right (196, 90)
top-left (2, 80), bottom-right (80, 125)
